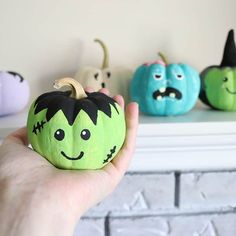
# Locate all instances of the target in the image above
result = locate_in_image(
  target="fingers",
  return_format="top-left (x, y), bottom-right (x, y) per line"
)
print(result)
top-left (113, 95), bottom-right (125, 109)
top-left (85, 86), bottom-right (124, 109)
top-left (98, 87), bottom-right (124, 109)
top-left (3, 127), bottom-right (29, 146)
top-left (103, 102), bottom-right (139, 175)
top-left (85, 87), bottom-right (109, 95)
top-left (99, 88), bottom-right (109, 96)
top-left (84, 86), bottom-right (94, 93)
top-left (85, 87), bottom-right (110, 97)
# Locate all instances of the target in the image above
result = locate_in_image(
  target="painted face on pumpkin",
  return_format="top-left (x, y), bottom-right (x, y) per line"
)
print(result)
top-left (131, 62), bottom-right (200, 116)
top-left (203, 67), bottom-right (236, 110)
top-left (151, 64), bottom-right (184, 102)
top-left (27, 91), bottom-right (125, 170)
top-left (200, 30), bottom-right (236, 111)
top-left (75, 68), bottom-right (106, 91)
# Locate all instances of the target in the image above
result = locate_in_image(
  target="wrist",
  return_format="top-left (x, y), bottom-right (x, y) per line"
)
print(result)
top-left (0, 177), bottom-right (79, 236)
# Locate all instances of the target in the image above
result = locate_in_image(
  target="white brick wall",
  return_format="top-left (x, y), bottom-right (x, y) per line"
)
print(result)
top-left (109, 214), bottom-right (236, 236)
top-left (73, 218), bottom-right (104, 236)
top-left (86, 173), bottom-right (175, 216)
top-left (74, 171), bottom-right (236, 236)
top-left (180, 172), bottom-right (236, 209)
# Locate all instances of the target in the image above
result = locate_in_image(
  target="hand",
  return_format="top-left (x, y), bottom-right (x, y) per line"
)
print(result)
top-left (0, 90), bottom-right (139, 236)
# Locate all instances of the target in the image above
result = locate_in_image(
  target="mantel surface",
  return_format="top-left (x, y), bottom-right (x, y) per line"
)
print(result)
top-left (1, 106), bottom-right (236, 172)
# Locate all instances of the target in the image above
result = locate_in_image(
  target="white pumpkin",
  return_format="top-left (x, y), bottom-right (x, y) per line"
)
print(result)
top-left (74, 39), bottom-right (132, 102)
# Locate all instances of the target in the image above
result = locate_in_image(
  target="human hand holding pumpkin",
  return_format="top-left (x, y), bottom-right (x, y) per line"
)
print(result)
top-left (0, 89), bottom-right (139, 236)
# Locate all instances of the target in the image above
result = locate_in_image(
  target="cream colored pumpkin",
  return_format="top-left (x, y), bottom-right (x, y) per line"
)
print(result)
top-left (74, 39), bottom-right (132, 102)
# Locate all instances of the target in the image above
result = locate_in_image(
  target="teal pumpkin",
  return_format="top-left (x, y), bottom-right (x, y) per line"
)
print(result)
top-left (200, 29), bottom-right (236, 111)
top-left (130, 54), bottom-right (200, 116)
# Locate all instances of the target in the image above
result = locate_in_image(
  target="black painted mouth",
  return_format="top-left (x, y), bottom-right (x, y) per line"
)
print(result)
top-left (103, 146), bottom-right (116, 164)
top-left (61, 151), bottom-right (84, 160)
top-left (101, 82), bottom-right (106, 88)
top-left (226, 87), bottom-right (236, 95)
top-left (153, 87), bottom-right (182, 100)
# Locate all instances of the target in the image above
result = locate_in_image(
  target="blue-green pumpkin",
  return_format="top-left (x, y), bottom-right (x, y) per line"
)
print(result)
top-left (130, 54), bottom-right (200, 116)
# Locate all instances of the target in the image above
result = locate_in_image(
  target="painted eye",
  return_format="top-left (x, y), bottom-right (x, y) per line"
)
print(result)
top-left (106, 71), bottom-right (111, 78)
top-left (223, 77), bottom-right (228, 82)
top-left (153, 74), bottom-right (162, 80)
top-left (81, 129), bottom-right (91, 140)
top-left (54, 129), bottom-right (65, 141)
top-left (176, 74), bottom-right (183, 80)
top-left (94, 73), bottom-right (99, 80)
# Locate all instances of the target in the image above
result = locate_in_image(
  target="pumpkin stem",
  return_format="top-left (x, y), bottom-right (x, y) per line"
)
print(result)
top-left (53, 78), bottom-right (87, 100)
top-left (94, 38), bottom-right (109, 69)
top-left (158, 52), bottom-right (168, 65)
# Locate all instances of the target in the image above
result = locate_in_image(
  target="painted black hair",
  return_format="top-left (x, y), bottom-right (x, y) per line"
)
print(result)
top-left (7, 71), bottom-right (24, 82)
top-left (33, 91), bottom-right (119, 126)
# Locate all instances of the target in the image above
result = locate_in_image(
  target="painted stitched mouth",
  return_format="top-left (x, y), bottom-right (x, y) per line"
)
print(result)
top-left (226, 87), bottom-right (236, 95)
top-left (153, 87), bottom-right (182, 100)
top-left (103, 146), bottom-right (117, 164)
top-left (61, 151), bottom-right (84, 160)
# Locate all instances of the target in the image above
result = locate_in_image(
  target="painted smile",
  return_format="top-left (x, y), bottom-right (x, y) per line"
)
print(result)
top-left (226, 87), bottom-right (236, 95)
top-left (153, 87), bottom-right (182, 100)
top-left (61, 151), bottom-right (84, 160)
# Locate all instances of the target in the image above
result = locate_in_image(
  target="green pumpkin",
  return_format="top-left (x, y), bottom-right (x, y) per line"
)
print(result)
top-left (200, 29), bottom-right (236, 111)
top-left (27, 78), bottom-right (126, 170)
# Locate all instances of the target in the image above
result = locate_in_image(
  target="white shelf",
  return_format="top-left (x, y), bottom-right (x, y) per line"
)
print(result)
top-left (1, 106), bottom-right (236, 172)
top-left (132, 106), bottom-right (236, 172)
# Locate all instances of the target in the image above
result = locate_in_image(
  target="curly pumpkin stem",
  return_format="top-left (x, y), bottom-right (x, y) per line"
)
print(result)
top-left (94, 38), bottom-right (109, 69)
top-left (53, 78), bottom-right (87, 100)
top-left (158, 52), bottom-right (168, 65)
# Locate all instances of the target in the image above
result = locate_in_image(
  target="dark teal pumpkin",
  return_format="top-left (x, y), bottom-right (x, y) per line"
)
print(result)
top-left (130, 54), bottom-right (200, 116)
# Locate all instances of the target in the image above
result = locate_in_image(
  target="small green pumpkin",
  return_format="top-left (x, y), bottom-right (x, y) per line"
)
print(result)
top-left (27, 78), bottom-right (126, 170)
top-left (200, 29), bottom-right (236, 111)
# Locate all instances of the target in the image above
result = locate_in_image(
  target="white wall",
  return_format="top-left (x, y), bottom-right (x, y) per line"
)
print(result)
top-left (0, 0), bottom-right (236, 100)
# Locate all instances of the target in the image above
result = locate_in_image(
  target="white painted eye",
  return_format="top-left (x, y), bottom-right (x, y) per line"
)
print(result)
top-left (176, 74), bottom-right (184, 80)
top-left (153, 74), bottom-right (163, 80)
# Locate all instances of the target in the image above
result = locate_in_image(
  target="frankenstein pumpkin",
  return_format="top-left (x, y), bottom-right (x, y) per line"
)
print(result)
top-left (74, 39), bottom-right (132, 102)
top-left (27, 78), bottom-right (126, 170)
top-left (130, 53), bottom-right (200, 116)
top-left (200, 29), bottom-right (236, 111)
top-left (0, 71), bottom-right (29, 116)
